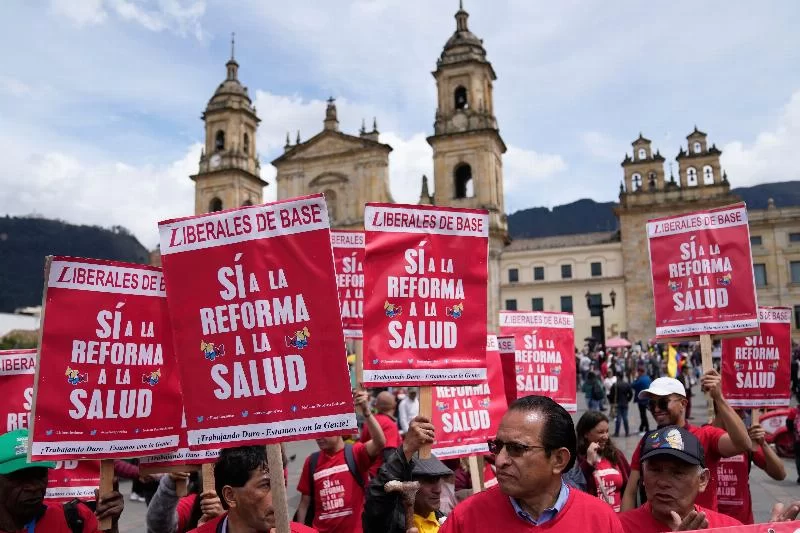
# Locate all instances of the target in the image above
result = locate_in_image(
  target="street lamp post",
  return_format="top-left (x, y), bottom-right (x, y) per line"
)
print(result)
top-left (585, 289), bottom-right (616, 350)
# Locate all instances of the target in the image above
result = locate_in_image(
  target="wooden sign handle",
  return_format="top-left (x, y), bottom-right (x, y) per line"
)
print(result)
top-left (202, 463), bottom-right (215, 493)
top-left (267, 444), bottom-right (290, 533)
top-left (468, 455), bottom-right (484, 494)
top-left (98, 459), bottom-right (114, 531)
top-left (751, 408), bottom-right (760, 425)
top-left (355, 339), bottom-right (363, 387)
top-left (419, 386), bottom-right (433, 459)
top-left (700, 334), bottom-right (715, 423)
top-left (175, 477), bottom-right (188, 498)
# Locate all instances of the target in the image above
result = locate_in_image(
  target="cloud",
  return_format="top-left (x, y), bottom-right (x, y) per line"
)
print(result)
top-left (581, 131), bottom-right (628, 163)
top-left (0, 76), bottom-right (33, 97)
top-left (504, 146), bottom-right (568, 210)
top-left (722, 90), bottom-right (800, 186)
top-left (49, 0), bottom-right (107, 26)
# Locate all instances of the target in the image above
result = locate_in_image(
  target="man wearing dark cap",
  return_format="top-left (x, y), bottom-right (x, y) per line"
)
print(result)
top-left (0, 429), bottom-right (124, 533)
top-left (363, 416), bottom-right (452, 533)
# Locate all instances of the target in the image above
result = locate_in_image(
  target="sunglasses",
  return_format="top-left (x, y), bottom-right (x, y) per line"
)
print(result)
top-left (487, 439), bottom-right (546, 458)
top-left (648, 397), bottom-right (676, 412)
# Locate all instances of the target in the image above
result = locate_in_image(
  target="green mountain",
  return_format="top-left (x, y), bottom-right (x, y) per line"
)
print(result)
top-left (0, 217), bottom-right (150, 312)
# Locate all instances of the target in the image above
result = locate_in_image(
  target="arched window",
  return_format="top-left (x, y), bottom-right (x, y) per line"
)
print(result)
top-left (648, 172), bottom-right (657, 189)
top-left (454, 164), bottom-right (473, 199)
top-left (324, 189), bottom-right (337, 222)
top-left (638, 148), bottom-right (647, 160)
top-left (702, 165), bottom-right (714, 185)
top-left (686, 167), bottom-right (698, 186)
top-left (631, 173), bottom-right (642, 191)
top-left (693, 142), bottom-right (702, 154)
top-left (454, 86), bottom-right (468, 110)
top-left (243, 133), bottom-right (250, 155)
top-left (215, 130), bottom-right (225, 151)
top-left (209, 197), bottom-right (223, 212)
top-left (242, 198), bottom-right (253, 207)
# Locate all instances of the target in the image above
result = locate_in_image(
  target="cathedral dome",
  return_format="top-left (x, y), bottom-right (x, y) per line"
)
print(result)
top-left (209, 59), bottom-right (250, 103)
top-left (439, 5), bottom-right (488, 66)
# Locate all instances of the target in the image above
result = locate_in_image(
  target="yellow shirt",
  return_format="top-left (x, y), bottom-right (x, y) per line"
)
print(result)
top-left (413, 511), bottom-right (441, 533)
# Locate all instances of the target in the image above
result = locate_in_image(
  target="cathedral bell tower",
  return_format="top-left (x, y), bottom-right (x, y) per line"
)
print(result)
top-left (427, 2), bottom-right (507, 328)
top-left (191, 36), bottom-right (266, 214)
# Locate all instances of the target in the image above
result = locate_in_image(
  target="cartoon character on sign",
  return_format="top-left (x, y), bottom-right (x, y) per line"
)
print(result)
top-left (479, 398), bottom-right (490, 408)
top-left (668, 281), bottom-right (682, 292)
top-left (201, 341), bottom-right (225, 361)
top-left (445, 302), bottom-right (464, 319)
top-left (515, 365), bottom-right (524, 374)
top-left (733, 361), bottom-right (744, 372)
top-left (384, 301), bottom-right (402, 318)
top-left (551, 365), bottom-right (562, 375)
top-left (717, 273), bottom-right (732, 286)
top-left (65, 367), bottom-right (88, 386)
top-left (286, 327), bottom-right (310, 349)
top-left (142, 369), bottom-right (161, 386)
top-left (436, 401), bottom-right (449, 411)
top-left (769, 361), bottom-right (780, 371)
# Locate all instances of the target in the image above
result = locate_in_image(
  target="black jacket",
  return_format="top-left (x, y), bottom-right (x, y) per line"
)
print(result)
top-left (362, 448), bottom-right (444, 533)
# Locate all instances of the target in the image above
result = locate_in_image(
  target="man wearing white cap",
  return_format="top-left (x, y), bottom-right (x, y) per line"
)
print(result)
top-left (620, 370), bottom-right (751, 512)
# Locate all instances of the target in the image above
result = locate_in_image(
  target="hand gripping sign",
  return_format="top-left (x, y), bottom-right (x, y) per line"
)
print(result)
top-left (646, 203), bottom-right (759, 339)
top-left (499, 311), bottom-right (577, 413)
top-left (721, 306), bottom-right (792, 408)
top-left (158, 194), bottom-right (356, 449)
top-left (330, 230), bottom-right (365, 339)
top-left (431, 336), bottom-right (507, 459)
top-left (0, 349), bottom-right (37, 433)
top-left (362, 203), bottom-right (489, 386)
top-left (30, 257), bottom-right (182, 460)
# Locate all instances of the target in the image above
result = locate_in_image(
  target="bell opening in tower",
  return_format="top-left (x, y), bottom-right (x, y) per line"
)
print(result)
top-left (243, 133), bottom-right (250, 155)
top-left (215, 130), bottom-right (225, 151)
top-left (454, 163), bottom-right (474, 199)
top-left (454, 86), bottom-right (468, 110)
top-left (209, 197), bottom-right (223, 212)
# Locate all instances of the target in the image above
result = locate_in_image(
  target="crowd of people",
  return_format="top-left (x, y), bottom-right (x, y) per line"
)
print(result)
top-left (2, 362), bottom-right (800, 532)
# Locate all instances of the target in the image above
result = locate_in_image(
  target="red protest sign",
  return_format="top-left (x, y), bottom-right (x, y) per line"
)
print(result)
top-left (721, 306), bottom-right (792, 408)
top-left (431, 336), bottom-right (506, 459)
top-left (362, 203), bottom-right (488, 386)
top-left (45, 460), bottom-right (101, 503)
top-left (331, 230), bottom-right (364, 339)
top-left (30, 257), bottom-right (182, 461)
top-left (140, 413), bottom-right (220, 469)
top-left (499, 311), bottom-right (577, 413)
top-left (157, 194), bottom-right (356, 449)
top-left (497, 336), bottom-right (517, 408)
top-left (686, 524), bottom-right (799, 533)
top-left (646, 203), bottom-right (759, 339)
top-left (0, 349), bottom-right (36, 432)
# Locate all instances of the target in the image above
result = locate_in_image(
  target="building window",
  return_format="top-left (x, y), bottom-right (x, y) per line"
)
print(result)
top-left (631, 173), bottom-right (642, 191)
top-left (454, 86), bottom-right (468, 110)
top-left (791, 261), bottom-right (800, 284)
top-left (637, 148), bottom-right (646, 160)
top-left (591, 262), bottom-right (602, 277)
top-left (508, 268), bottom-right (519, 283)
top-left (561, 264), bottom-right (572, 279)
top-left (560, 296), bottom-right (573, 313)
top-left (209, 197), bottom-right (223, 212)
top-left (693, 141), bottom-right (702, 154)
top-left (243, 133), bottom-right (250, 154)
top-left (324, 189), bottom-right (337, 223)
top-left (795, 306), bottom-right (800, 329)
top-left (532, 298), bottom-right (544, 311)
top-left (703, 165), bottom-right (714, 185)
top-left (454, 163), bottom-right (473, 199)
top-left (505, 299), bottom-right (517, 311)
top-left (750, 235), bottom-right (762, 246)
top-left (753, 263), bottom-right (767, 287)
top-left (215, 130), bottom-right (225, 151)
top-left (533, 266), bottom-right (544, 281)
top-left (588, 293), bottom-right (602, 317)
top-left (790, 233), bottom-right (800, 243)
top-left (686, 167), bottom-right (698, 186)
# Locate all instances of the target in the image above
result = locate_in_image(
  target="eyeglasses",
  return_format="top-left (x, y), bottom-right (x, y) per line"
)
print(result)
top-left (648, 397), bottom-right (676, 412)
top-left (487, 439), bottom-right (546, 458)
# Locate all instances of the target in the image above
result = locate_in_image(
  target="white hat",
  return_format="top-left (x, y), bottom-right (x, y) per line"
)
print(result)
top-left (637, 377), bottom-right (686, 400)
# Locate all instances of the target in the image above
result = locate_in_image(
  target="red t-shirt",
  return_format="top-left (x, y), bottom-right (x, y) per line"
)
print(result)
top-left (188, 513), bottom-right (315, 532)
top-left (177, 493), bottom-right (198, 532)
top-left (3, 502), bottom-right (98, 533)
top-left (439, 485), bottom-right (625, 532)
top-left (789, 407), bottom-right (800, 441)
top-left (297, 442), bottom-right (372, 533)
top-left (594, 458), bottom-right (624, 512)
top-left (630, 423), bottom-right (726, 510)
top-left (619, 503), bottom-right (741, 533)
top-left (716, 448), bottom-right (767, 525)
top-left (360, 413), bottom-right (400, 477)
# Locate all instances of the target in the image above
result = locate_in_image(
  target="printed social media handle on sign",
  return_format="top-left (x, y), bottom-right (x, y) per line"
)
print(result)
top-left (157, 194), bottom-right (356, 449)
top-left (331, 230), bottom-right (365, 339)
top-left (29, 257), bottom-right (182, 461)
top-left (431, 335), bottom-right (506, 459)
top-left (45, 460), bottom-right (101, 503)
top-left (498, 311), bottom-right (577, 413)
top-left (362, 203), bottom-right (489, 386)
top-left (646, 203), bottom-right (759, 339)
top-left (0, 349), bottom-right (37, 433)
top-left (721, 306), bottom-right (792, 408)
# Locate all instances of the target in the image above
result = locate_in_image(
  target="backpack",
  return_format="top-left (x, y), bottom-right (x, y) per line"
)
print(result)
top-left (62, 499), bottom-right (86, 533)
top-left (301, 444), bottom-right (364, 527)
top-left (591, 381), bottom-right (605, 401)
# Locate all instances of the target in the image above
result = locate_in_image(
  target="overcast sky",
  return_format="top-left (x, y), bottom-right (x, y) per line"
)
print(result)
top-left (1, 0), bottom-right (799, 249)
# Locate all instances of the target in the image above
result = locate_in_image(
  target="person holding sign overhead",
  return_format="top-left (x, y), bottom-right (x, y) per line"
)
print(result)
top-left (0, 429), bottom-right (125, 533)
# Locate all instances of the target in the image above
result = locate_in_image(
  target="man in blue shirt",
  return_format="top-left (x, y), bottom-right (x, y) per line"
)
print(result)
top-left (631, 367), bottom-right (652, 435)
